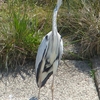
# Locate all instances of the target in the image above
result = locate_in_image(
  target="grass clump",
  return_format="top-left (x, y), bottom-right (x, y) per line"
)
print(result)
top-left (80, 0), bottom-right (100, 57)
top-left (58, 0), bottom-right (100, 58)
top-left (0, 0), bottom-right (50, 69)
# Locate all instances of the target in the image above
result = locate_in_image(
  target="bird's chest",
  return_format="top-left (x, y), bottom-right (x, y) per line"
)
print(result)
top-left (47, 42), bottom-right (59, 63)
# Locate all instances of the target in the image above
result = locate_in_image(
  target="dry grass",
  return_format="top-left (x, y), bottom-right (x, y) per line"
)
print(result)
top-left (57, 0), bottom-right (100, 58)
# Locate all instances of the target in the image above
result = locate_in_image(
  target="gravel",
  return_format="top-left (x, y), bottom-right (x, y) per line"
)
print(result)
top-left (0, 60), bottom-right (99, 100)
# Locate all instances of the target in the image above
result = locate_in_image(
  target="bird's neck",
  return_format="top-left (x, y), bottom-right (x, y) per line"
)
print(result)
top-left (52, 0), bottom-right (62, 36)
top-left (52, 6), bottom-right (58, 36)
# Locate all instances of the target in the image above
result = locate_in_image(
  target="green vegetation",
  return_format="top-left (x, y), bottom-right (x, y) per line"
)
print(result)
top-left (0, 0), bottom-right (48, 69)
top-left (0, 0), bottom-right (100, 69)
top-left (90, 69), bottom-right (96, 79)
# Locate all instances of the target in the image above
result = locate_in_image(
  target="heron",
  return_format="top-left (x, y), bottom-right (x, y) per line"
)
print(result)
top-left (35, 0), bottom-right (63, 100)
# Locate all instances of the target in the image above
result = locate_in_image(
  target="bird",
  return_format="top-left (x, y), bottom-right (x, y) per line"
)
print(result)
top-left (35, 0), bottom-right (63, 100)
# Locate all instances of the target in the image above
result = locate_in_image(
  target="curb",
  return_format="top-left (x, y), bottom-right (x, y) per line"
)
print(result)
top-left (92, 57), bottom-right (100, 100)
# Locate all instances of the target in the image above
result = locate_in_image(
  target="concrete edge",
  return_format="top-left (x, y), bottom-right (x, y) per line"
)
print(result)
top-left (91, 57), bottom-right (100, 100)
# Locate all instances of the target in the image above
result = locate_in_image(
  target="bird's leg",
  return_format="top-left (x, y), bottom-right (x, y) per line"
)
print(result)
top-left (38, 74), bottom-right (42, 100)
top-left (38, 85), bottom-right (40, 100)
top-left (51, 75), bottom-right (54, 100)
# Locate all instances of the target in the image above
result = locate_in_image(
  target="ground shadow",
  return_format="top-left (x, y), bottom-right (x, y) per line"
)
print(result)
top-left (0, 61), bottom-right (35, 80)
top-left (29, 96), bottom-right (38, 100)
top-left (62, 59), bottom-right (91, 76)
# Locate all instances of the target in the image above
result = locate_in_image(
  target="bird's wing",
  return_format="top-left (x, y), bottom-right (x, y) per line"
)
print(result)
top-left (57, 34), bottom-right (63, 61)
top-left (35, 32), bottom-right (53, 87)
top-left (60, 38), bottom-right (63, 58)
top-left (35, 33), bottom-right (50, 74)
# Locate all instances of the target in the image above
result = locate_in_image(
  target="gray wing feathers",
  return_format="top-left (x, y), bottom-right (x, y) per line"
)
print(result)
top-left (35, 36), bottom-right (48, 74)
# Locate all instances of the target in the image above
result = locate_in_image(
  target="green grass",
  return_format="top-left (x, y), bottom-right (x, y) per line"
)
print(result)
top-left (0, 0), bottom-right (50, 69)
top-left (0, 0), bottom-right (100, 69)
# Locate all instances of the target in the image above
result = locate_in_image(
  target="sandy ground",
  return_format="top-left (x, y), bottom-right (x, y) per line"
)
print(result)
top-left (0, 60), bottom-right (99, 100)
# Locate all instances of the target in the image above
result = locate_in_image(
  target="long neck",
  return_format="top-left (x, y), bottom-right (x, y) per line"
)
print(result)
top-left (52, 7), bottom-right (58, 34)
top-left (52, 0), bottom-right (62, 35)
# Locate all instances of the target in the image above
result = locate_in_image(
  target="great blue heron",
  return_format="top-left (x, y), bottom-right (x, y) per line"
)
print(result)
top-left (35, 0), bottom-right (63, 99)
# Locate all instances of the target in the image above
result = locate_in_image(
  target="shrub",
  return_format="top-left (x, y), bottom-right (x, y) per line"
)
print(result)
top-left (0, 0), bottom-right (47, 69)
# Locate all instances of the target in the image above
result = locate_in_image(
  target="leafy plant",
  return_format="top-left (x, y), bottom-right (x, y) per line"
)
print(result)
top-left (0, 0), bottom-right (44, 69)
